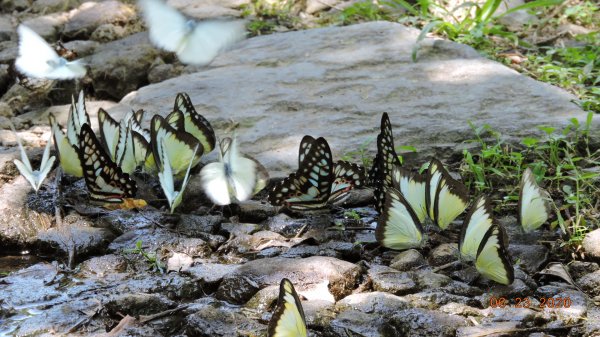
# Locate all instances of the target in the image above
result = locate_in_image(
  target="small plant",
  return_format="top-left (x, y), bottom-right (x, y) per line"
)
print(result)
top-left (123, 240), bottom-right (165, 273)
top-left (461, 112), bottom-right (599, 252)
top-left (344, 209), bottom-right (361, 220)
top-left (341, 137), bottom-right (375, 168)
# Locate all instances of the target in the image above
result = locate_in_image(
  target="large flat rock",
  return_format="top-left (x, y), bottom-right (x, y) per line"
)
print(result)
top-left (107, 21), bottom-right (588, 176)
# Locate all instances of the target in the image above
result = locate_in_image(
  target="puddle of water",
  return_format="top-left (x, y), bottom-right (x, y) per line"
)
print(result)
top-left (0, 255), bottom-right (42, 275)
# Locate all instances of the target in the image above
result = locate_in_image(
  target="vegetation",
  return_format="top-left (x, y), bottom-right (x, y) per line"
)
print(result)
top-left (461, 112), bottom-right (598, 250)
top-left (123, 240), bottom-right (165, 273)
top-left (244, 0), bottom-right (599, 251)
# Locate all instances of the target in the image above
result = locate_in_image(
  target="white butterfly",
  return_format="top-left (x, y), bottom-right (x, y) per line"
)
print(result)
top-left (157, 140), bottom-right (198, 213)
top-left (15, 25), bottom-right (86, 80)
top-left (138, 0), bottom-right (246, 66)
top-left (11, 125), bottom-right (56, 192)
top-left (200, 136), bottom-right (266, 206)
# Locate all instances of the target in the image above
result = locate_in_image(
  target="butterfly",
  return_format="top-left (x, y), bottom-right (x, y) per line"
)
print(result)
top-left (66, 90), bottom-right (91, 148)
top-left (426, 159), bottom-right (469, 230)
top-left (371, 113), bottom-right (401, 214)
top-left (518, 167), bottom-right (551, 233)
top-left (167, 93), bottom-right (216, 154)
top-left (78, 123), bottom-right (137, 203)
top-left (158, 138), bottom-right (197, 213)
top-left (11, 125), bottom-right (56, 192)
top-left (98, 109), bottom-right (149, 174)
top-left (391, 165), bottom-right (427, 222)
top-left (151, 114), bottom-right (202, 176)
top-left (268, 136), bottom-right (334, 211)
top-left (329, 160), bottom-right (366, 205)
top-left (49, 113), bottom-right (83, 177)
top-left (138, 0), bottom-right (246, 66)
top-left (15, 25), bottom-right (86, 79)
top-left (475, 225), bottom-right (514, 285)
top-left (459, 195), bottom-right (495, 262)
top-left (200, 136), bottom-right (268, 206)
top-left (267, 278), bottom-right (308, 337)
top-left (375, 187), bottom-right (425, 250)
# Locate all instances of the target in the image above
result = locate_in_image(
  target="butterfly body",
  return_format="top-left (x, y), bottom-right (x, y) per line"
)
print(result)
top-left (200, 136), bottom-right (265, 206)
top-left (139, 0), bottom-right (246, 66)
top-left (15, 25), bottom-right (86, 79)
top-left (371, 113), bottom-right (401, 214)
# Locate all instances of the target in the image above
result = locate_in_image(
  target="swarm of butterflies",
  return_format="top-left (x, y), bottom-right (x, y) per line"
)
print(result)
top-left (369, 113), bottom-right (553, 286)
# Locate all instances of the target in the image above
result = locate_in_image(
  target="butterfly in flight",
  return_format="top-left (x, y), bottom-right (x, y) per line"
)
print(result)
top-left (138, 0), bottom-right (246, 66)
top-left (267, 278), bottom-right (308, 337)
top-left (200, 135), bottom-right (268, 206)
top-left (15, 25), bottom-right (86, 79)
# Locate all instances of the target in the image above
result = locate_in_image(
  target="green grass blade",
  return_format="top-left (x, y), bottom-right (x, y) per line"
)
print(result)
top-left (497, 0), bottom-right (564, 18)
top-left (412, 20), bottom-right (441, 62)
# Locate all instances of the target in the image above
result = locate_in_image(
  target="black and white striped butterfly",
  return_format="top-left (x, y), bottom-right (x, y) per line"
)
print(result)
top-left (329, 160), bottom-right (366, 205)
top-left (78, 124), bottom-right (137, 204)
top-left (370, 113), bottom-right (400, 213)
top-left (268, 136), bottom-right (334, 211)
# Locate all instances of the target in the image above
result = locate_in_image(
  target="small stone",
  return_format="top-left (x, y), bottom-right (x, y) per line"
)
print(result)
top-left (390, 249), bottom-right (426, 271)
top-left (63, 1), bottom-right (136, 40)
top-left (577, 270), bottom-right (600, 297)
top-left (569, 261), bottom-right (599, 280)
top-left (369, 265), bottom-right (418, 295)
top-left (177, 214), bottom-right (224, 236)
top-left (582, 228), bottom-right (600, 262)
top-left (0, 101), bottom-right (13, 117)
top-left (428, 243), bottom-right (459, 266)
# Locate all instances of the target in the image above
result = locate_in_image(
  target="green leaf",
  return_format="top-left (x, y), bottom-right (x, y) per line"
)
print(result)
top-left (397, 145), bottom-right (417, 152)
top-left (497, 0), bottom-right (564, 18)
top-left (538, 126), bottom-right (556, 135)
top-left (522, 137), bottom-right (539, 147)
top-left (412, 20), bottom-right (441, 62)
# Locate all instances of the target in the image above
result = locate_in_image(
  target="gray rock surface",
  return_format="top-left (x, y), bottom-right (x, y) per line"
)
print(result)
top-left (107, 21), bottom-right (590, 176)
top-left (582, 228), bottom-right (600, 262)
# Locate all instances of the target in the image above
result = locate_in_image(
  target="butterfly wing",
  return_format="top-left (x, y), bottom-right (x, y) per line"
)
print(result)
top-left (392, 165), bottom-right (427, 222)
top-left (173, 92), bottom-right (216, 153)
top-left (138, 0), bottom-right (189, 52)
top-left (329, 160), bottom-right (365, 204)
top-left (151, 114), bottom-right (202, 175)
top-left (376, 187), bottom-right (425, 250)
top-left (459, 195), bottom-right (495, 261)
top-left (36, 137), bottom-right (56, 191)
top-left (98, 108), bottom-right (121, 161)
top-left (78, 124), bottom-right (137, 203)
top-left (49, 113), bottom-right (83, 177)
top-left (267, 278), bottom-right (308, 337)
top-left (177, 19), bottom-right (246, 65)
top-left (475, 225), bottom-right (514, 285)
top-left (268, 136), bottom-right (334, 211)
top-left (67, 91), bottom-right (91, 148)
top-left (518, 168), bottom-right (551, 233)
top-left (427, 159), bottom-right (469, 229)
top-left (373, 113), bottom-right (400, 213)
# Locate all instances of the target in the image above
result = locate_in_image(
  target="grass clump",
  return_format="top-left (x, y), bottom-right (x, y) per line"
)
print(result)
top-left (460, 112), bottom-right (599, 252)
